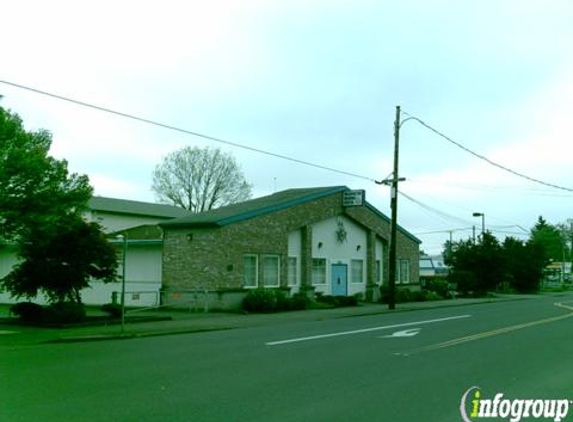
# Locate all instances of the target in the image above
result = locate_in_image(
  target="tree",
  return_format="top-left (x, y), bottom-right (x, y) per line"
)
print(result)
top-left (556, 219), bottom-right (573, 262)
top-left (0, 105), bottom-right (117, 303)
top-left (444, 230), bottom-right (546, 295)
top-left (529, 216), bottom-right (566, 263)
top-left (445, 231), bottom-right (505, 295)
top-left (152, 146), bottom-right (252, 212)
top-left (0, 107), bottom-right (92, 243)
top-left (2, 215), bottom-right (117, 303)
top-left (502, 237), bottom-right (544, 293)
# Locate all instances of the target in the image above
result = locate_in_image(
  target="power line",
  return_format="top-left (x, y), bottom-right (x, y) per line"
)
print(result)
top-left (0, 79), bottom-right (377, 183)
top-left (408, 179), bottom-right (573, 198)
top-left (399, 191), bottom-right (475, 226)
top-left (414, 228), bottom-right (472, 236)
top-left (401, 110), bottom-right (573, 193)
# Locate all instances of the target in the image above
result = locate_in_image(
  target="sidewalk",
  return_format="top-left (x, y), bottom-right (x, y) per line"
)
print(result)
top-left (0, 294), bottom-right (537, 347)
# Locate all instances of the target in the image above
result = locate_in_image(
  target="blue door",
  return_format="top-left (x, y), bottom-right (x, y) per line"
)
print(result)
top-left (331, 264), bottom-right (348, 296)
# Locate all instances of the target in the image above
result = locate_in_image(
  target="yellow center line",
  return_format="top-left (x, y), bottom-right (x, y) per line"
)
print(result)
top-left (396, 301), bottom-right (573, 356)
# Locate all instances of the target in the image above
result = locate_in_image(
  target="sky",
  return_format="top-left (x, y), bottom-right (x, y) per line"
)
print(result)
top-left (1, 0), bottom-right (572, 254)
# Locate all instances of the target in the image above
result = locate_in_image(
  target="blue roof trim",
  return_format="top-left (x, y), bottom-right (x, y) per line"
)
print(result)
top-left (364, 201), bottom-right (422, 244)
top-left (109, 240), bottom-right (163, 246)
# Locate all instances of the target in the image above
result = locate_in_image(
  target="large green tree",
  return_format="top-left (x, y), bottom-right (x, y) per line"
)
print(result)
top-left (0, 107), bottom-right (92, 242)
top-left (445, 231), bottom-right (505, 294)
top-left (502, 236), bottom-right (544, 293)
top-left (529, 216), bottom-right (567, 263)
top-left (0, 105), bottom-right (117, 303)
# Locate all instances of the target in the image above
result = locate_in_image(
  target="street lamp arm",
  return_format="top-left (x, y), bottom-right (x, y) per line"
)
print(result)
top-left (398, 116), bottom-right (420, 128)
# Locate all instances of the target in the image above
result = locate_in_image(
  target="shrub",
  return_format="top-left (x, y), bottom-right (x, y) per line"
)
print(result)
top-left (101, 303), bottom-right (123, 318)
top-left (395, 287), bottom-right (412, 303)
top-left (314, 294), bottom-right (359, 307)
top-left (44, 302), bottom-right (86, 324)
top-left (315, 294), bottom-right (337, 306)
top-left (336, 295), bottom-right (359, 307)
top-left (423, 291), bottom-right (443, 301)
top-left (242, 289), bottom-right (280, 313)
top-left (425, 278), bottom-right (449, 299)
top-left (380, 285), bottom-right (421, 303)
top-left (409, 290), bottom-right (425, 302)
top-left (274, 290), bottom-right (290, 311)
top-left (10, 301), bottom-right (87, 324)
top-left (448, 271), bottom-right (484, 297)
top-left (288, 293), bottom-right (310, 310)
top-left (10, 302), bottom-right (45, 322)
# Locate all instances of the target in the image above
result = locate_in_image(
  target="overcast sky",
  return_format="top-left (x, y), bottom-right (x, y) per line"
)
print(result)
top-left (1, 0), bottom-right (572, 254)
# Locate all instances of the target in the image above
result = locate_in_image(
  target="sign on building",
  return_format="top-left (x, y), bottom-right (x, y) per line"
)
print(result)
top-left (343, 190), bottom-right (365, 207)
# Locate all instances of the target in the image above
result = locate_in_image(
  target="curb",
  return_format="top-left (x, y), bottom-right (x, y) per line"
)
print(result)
top-left (48, 326), bottom-right (237, 344)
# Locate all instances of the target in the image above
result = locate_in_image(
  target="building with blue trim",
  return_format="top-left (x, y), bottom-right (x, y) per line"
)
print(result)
top-left (160, 186), bottom-right (420, 309)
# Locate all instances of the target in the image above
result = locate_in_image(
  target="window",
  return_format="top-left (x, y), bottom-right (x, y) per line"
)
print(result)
top-left (243, 255), bottom-right (258, 287)
top-left (287, 257), bottom-right (298, 286)
top-left (396, 259), bottom-right (411, 284)
top-left (351, 259), bottom-right (364, 284)
top-left (262, 255), bottom-right (280, 287)
top-left (312, 258), bottom-right (326, 285)
top-left (375, 260), bottom-right (381, 284)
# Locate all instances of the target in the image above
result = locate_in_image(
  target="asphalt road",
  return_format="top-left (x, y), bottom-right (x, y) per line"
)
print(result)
top-left (2, 293), bottom-right (573, 422)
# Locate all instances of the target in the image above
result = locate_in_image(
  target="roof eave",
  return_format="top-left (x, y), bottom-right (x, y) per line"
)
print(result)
top-left (363, 201), bottom-right (422, 244)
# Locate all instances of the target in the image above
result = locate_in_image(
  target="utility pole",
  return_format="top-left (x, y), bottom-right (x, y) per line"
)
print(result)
top-left (377, 105), bottom-right (406, 310)
top-left (387, 106), bottom-right (401, 310)
top-left (448, 230), bottom-right (453, 255)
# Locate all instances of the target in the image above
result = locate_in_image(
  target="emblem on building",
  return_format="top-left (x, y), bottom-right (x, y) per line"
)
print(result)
top-left (336, 220), bottom-right (347, 243)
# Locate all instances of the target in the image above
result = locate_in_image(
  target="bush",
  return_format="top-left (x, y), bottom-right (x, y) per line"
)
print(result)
top-left (380, 285), bottom-right (430, 303)
top-left (10, 301), bottom-right (86, 324)
top-left (448, 271), bottom-right (484, 297)
top-left (101, 303), bottom-right (123, 318)
top-left (274, 290), bottom-right (290, 311)
top-left (314, 294), bottom-right (359, 308)
top-left (336, 295), bottom-right (359, 307)
top-left (395, 287), bottom-right (413, 303)
top-left (288, 293), bottom-right (310, 310)
top-left (315, 294), bottom-right (337, 306)
top-left (10, 302), bottom-right (45, 322)
top-left (409, 290), bottom-right (425, 302)
top-left (243, 289), bottom-right (281, 313)
top-left (243, 289), bottom-right (316, 313)
top-left (44, 302), bottom-right (86, 324)
top-left (423, 291), bottom-right (443, 301)
top-left (425, 278), bottom-right (449, 299)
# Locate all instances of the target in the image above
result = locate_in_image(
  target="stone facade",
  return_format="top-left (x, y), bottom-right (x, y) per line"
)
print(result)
top-left (161, 189), bottom-right (420, 308)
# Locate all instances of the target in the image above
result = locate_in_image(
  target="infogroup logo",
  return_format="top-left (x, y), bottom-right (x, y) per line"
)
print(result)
top-left (460, 387), bottom-right (571, 422)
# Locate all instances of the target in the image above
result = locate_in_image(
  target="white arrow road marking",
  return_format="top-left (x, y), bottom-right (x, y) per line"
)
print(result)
top-left (382, 328), bottom-right (421, 338)
top-left (265, 314), bottom-right (470, 346)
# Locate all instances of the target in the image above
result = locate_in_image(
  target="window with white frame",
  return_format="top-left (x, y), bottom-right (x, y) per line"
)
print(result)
top-left (351, 259), bottom-right (364, 284)
top-left (396, 259), bottom-right (411, 284)
top-left (262, 255), bottom-right (280, 287)
top-left (287, 257), bottom-right (298, 286)
top-left (243, 255), bottom-right (258, 287)
top-left (375, 260), bottom-right (382, 284)
top-left (312, 258), bottom-right (326, 285)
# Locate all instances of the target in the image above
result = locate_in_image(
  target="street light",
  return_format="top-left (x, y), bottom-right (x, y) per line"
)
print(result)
top-left (472, 212), bottom-right (485, 237)
top-left (116, 233), bottom-right (127, 333)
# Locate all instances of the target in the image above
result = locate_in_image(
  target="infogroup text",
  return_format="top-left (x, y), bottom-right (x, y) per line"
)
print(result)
top-left (460, 387), bottom-right (571, 422)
